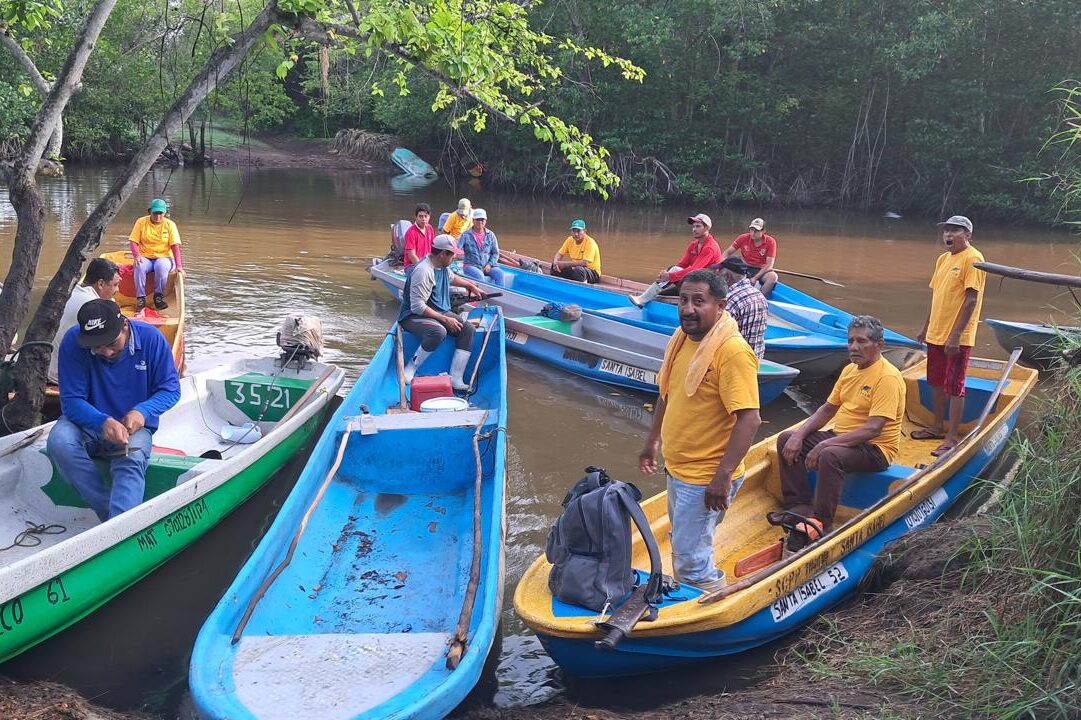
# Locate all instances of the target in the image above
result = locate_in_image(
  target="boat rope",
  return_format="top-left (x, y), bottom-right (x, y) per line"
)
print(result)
top-left (231, 417), bottom-right (358, 645)
top-left (446, 411), bottom-right (491, 670)
top-left (0, 520), bottom-right (67, 552)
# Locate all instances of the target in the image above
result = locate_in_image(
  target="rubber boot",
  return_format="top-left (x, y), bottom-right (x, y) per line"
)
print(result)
top-left (630, 282), bottom-right (663, 308)
top-left (403, 347), bottom-right (433, 384)
top-left (449, 349), bottom-right (472, 391)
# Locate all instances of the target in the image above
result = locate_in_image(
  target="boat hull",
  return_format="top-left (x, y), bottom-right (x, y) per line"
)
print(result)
top-left (985, 318), bottom-right (1075, 370)
top-left (190, 307), bottom-right (507, 720)
top-left (0, 359), bottom-right (344, 663)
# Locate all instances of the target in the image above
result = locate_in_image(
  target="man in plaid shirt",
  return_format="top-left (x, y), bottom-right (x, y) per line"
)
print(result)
top-left (711, 256), bottom-right (768, 358)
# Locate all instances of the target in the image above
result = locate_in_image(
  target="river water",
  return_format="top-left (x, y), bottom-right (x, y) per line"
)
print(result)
top-left (0, 165), bottom-right (1075, 717)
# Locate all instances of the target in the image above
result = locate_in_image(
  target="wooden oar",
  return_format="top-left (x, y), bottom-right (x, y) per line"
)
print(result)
top-left (446, 411), bottom-right (491, 669)
top-left (393, 326), bottom-right (409, 413)
top-left (775, 269), bottom-right (845, 287)
top-left (698, 347), bottom-right (1021, 605)
top-left (277, 365), bottom-right (337, 426)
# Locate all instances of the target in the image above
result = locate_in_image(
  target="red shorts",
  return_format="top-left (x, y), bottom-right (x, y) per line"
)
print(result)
top-left (926, 343), bottom-right (972, 397)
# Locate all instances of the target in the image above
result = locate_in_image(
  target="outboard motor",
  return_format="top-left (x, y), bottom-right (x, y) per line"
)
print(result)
top-left (276, 315), bottom-right (324, 371)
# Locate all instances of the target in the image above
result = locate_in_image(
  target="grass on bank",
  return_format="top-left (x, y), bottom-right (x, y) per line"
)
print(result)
top-left (797, 358), bottom-right (1081, 718)
top-left (170, 125), bottom-right (268, 150)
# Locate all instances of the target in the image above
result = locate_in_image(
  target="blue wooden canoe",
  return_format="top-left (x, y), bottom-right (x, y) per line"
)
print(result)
top-left (984, 318), bottom-right (1076, 370)
top-left (497, 250), bottom-right (922, 380)
top-left (190, 306), bottom-right (507, 719)
top-left (515, 355), bottom-right (1036, 677)
top-left (390, 147), bottom-right (437, 178)
top-left (369, 259), bottom-right (799, 405)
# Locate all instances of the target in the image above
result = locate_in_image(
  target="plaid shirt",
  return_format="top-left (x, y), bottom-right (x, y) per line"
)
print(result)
top-left (726, 278), bottom-right (768, 358)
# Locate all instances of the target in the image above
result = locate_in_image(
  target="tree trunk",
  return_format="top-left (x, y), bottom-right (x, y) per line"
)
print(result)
top-left (3, 1), bottom-right (286, 431)
top-left (0, 0), bottom-right (119, 362)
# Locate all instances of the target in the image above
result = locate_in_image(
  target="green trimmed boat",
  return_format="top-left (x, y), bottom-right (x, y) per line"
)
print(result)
top-left (0, 357), bottom-right (344, 663)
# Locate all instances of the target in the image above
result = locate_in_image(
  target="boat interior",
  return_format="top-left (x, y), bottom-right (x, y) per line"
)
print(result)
top-left (101, 250), bottom-right (185, 368)
top-left (0, 359), bottom-right (325, 569)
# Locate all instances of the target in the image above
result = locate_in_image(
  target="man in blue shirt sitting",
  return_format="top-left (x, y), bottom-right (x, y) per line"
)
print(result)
top-left (47, 299), bottom-right (181, 521)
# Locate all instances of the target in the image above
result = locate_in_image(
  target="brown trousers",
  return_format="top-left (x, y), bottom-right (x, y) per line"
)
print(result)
top-left (776, 430), bottom-right (888, 532)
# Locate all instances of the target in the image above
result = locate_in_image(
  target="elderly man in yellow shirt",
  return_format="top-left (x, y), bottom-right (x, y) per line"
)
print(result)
top-left (128, 198), bottom-right (184, 312)
top-left (551, 219), bottom-right (602, 283)
top-left (777, 315), bottom-right (905, 534)
top-left (914, 215), bottom-right (985, 456)
top-left (639, 269), bottom-right (761, 591)
top-left (441, 198), bottom-right (473, 238)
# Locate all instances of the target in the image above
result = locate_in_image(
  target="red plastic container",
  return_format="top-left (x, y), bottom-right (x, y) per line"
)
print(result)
top-left (410, 375), bottom-right (453, 411)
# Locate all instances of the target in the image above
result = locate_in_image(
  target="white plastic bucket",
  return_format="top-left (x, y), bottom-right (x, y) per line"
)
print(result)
top-left (419, 396), bottom-right (469, 413)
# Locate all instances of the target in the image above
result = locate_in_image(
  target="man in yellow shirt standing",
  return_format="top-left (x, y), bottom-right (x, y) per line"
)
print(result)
top-left (777, 316), bottom-right (906, 533)
top-left (639, 269), bottom-right (761, 591)
top-left (914, 215), bottom-right (985, 456)
top-left (128, 198), bottom-right (184, 312)
top-left (551, 219), bottom-right (602, 283)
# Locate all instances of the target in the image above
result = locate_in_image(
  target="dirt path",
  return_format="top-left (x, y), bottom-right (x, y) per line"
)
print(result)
top-left (209, 134), bottom-right (394, 171)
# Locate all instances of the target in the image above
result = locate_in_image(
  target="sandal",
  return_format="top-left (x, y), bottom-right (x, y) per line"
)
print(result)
top-left (911, 428), bottom-right (946, 441)
top-left (930, 442), bottom-right (956, 458)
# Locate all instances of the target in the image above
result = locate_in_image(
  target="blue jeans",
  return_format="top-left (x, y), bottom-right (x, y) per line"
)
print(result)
top-left (47, 416), bottom-right (153, 522)
top-left (135, 256), bottom-right (173, 297)
top-left (666, 472), bottom-right (745, 586)
top-left (461, 264), bottom-right (506, 286)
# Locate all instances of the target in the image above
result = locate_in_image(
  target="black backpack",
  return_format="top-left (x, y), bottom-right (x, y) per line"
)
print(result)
top-left (546, 467), bottom-right (663, 613)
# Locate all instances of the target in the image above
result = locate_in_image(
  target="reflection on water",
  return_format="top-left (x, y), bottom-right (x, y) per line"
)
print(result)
top-left (0, 165), bottom-right (1075, 716)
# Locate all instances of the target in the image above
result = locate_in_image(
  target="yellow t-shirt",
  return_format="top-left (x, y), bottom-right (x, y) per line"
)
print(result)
top-left (442, 212), bottom-right (471, 238)
top-left (129, 216), bottom-right (181, 258)
top-left (661, 335), bottom-right (760, 484)
top-left (556, 235), bottom-right (602, 274)
top-left (826, 356), bottom-right (906, 463)
top-left (926, 245), bottom-right (985, 346)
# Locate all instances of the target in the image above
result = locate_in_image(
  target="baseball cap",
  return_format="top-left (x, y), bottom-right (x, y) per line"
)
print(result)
top-left (76, 299), bottom-right (125, 349)
top-left (570, 219), bottom-right (586, 230)
top-left (432, 234), bottom-right (464, 256)
top-left (457, 198), bottom-right (472, 213)
top-left (937, 215), bottom-right (973, 233)
top-left (687, 213), bottom-right (712, 229)
top-left (748, 218), bottom-right (765, 230)
top-left (719, 256), bottom-right (752, 276)
top-left (472, 208), bottom-right (488, 220)
top-left (149, 198), bottom-right (168, 213)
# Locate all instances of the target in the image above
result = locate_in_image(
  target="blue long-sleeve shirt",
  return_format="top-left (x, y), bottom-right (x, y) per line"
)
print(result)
top-left (58, 320), bottom-right (181, 433)
top-left (459, 228), bottom-right (500, 269)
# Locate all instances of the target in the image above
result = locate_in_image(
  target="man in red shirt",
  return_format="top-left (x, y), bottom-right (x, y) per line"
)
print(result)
top-left (723, 217), bottom-right (778, 297)
top-left (631, 213), bottom-right (722, 307)
top-left (403, 203), bottom-right (436, 269)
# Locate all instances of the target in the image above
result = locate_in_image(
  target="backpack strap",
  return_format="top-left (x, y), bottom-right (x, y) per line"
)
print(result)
top-left (614, 485), bottom-right (663, 610)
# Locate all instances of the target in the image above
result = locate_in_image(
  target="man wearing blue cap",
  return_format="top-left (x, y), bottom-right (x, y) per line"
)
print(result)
top-left (551, 219), bottom-right (602, 283)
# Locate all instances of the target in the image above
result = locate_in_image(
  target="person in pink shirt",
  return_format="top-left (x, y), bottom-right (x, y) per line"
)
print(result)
top-left (631, 213), bottom-right (722, 307)
top-left (403, 203), bottom-right (436, 268)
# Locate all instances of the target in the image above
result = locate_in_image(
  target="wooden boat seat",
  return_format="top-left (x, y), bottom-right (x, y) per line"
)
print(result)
top-left (806, 463), bottom-right (917, 510)
top-left (358, 408), bottom-right (495, 434)
top-left (916, 375), bottom-right (1009, 424)
top-left (39, 450), bottom-right (215, 509)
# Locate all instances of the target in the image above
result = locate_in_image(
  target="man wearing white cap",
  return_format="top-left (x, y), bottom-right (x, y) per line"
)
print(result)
top-left (398, 234), bottom-right (483, 390)
top-left (630, 213), bottom-right (722, 307)
top-left (723, 218), bottom-right (778, 297)
top-left (913, 215), bottom-right (985, 457)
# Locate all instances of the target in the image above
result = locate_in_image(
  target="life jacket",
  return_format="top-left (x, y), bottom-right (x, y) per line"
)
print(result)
top-left (546, 467), bottom-right (663, 612)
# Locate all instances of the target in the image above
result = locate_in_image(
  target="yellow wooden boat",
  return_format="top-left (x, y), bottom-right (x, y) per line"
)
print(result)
top-left (514, 355), bottom-right (1036, 677)
top-left (101, 249), bottom-right (186, 375)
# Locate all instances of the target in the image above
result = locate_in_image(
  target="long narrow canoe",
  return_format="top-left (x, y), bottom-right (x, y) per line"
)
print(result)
top-left (984, 318), bottom-right (1076, 370)
top-left (369, 259), bottom-right (799, 404)
top-left (102, 249), bottom-right (187, 375)
top-left (515, 356), bottom-right (1036, 677)
top-left (191, 306), bottom-right (507, 720)
top-left (0, 357), bottom-right (344, 663)
top-left (499, 249), bottom-right (922, 379)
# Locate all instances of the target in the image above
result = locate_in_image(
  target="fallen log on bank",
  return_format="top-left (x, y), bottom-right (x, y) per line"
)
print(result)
top-left (975, 261), bottom-right (1081, 289)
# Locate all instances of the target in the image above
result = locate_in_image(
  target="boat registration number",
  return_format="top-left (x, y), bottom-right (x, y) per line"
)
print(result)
top-left (770, 562), bottom-right (848, 623)
top-left (505, 330), bottom-right (528, 345)
top-left (598, 359), bottom-right (656, 385)
top-left (904, 488), bottom-right (949, 530)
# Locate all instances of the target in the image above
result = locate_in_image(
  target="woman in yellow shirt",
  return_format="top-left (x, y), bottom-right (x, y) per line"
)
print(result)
top-left (129, 198), bottom-right (184, 311)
